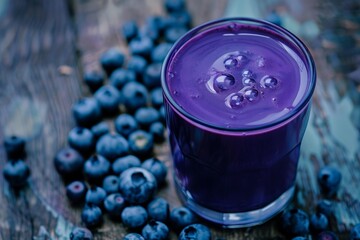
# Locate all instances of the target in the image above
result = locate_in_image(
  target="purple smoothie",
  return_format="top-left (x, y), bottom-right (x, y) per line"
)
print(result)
top-left (162, 18), bottom-right (316, 226)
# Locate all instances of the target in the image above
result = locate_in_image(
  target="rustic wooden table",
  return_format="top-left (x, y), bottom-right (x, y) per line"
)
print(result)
top-left (0, 0), bottom-right (359, 239)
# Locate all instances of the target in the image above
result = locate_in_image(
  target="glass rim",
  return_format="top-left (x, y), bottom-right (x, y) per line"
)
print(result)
top-left (161, 17), bottom-right (316, 132)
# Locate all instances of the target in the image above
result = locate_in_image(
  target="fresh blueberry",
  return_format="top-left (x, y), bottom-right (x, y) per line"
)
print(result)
top-left (291, 237), bottom-right (308, 240)
top-left (102, 175), bottom-right (119, 194)
top-left (159, 106), bottom-right (166, 124)
top-left (83, 70), bottom-right (104, 93)
top-left (165, 26), bottom-right (187, 43)
top-left (72, 98), bottom-right (102, 128)
top-left (167, 11), bottom-right (192, 28)
top-left (90, 121), bottom-right (110, 140)
top-left (310, 212), bottom-right (329, 233)
top-left (121, 205), bottom-right (148, 229)
top-left (112, 155), bottom-right (141, 175)
top-left (85, 186), bottom-right (107, 206)
top-left (170, 207), bottom-right (197, 232)
top-left (179, 224), bottom-right (211, 240)
top-left (114, 114), bottom-right (139, 138)
top-left (150, 88), bottom-right (163, 109)
top-left (122, 20), bottom-right (139, 43)
top-left (139, 24), bottom-right (160, 43)
top-left (147, 197), bottom-right (169, 223)
top-left (134, 107), bottom-right (160, 129)
top-left (151, 43), bottom-right (172, 63)
top-left (146, 15), bottom-right (167, 34)
top-left (316, 199), bottom-right (333, 218)
top-left (66, 181), bottom-right (88, 204)
top-left (100, 48), bottom-right (125, 75)
top-left (123, 233), bottom-right (145, 240)
top-left (109, 68), bottom-right (136, 90)
top-left (119, 167), bottom-right (157, 204)
top-left (316, 231), bottom-right (339, 240)
top-left (129, 37), bottom-right (154, 59)
top-left (127, 55), bottom-right (148, 79)
top-left (96, 133), bottom-right (129, 162)
top-left (3, 160), bottom-right (30, 188)
top-left (266, 10), bottom-right (283, 26)
top-left (280, 208), bottom-right (310, 236)
top-left (68, 127), bottom-right (95, 155)
top-left (350, 223), bottom-right (360, 240)
top-left (128, 130), bottom-right (154, 159)
top-left (3, 135), bottom-right (26, 160)
top-left (317, 166), bottom-right (342, 197)
top-left (141, 158), bottom-right (167, 184)
top-left (83, 154), bottom-right (111, 183)
top-left (141, 220), bottom-right (169, 240)
top-left (149, 122), bottom-right (165, 143)
top-left (54, 147), bottom-right (84, 178)
top-left (94, 85), bottom-right (122, 116)
top-left (122, 82), bottom-right (149, 112)
top-left (81, 204), bottom-right (103, 228)
top-left (164, 0), bottom-right (186, 13)
top-left (143, 63), bottom-right (162, 89)
top-left (103, 193), bottom-right (125, 220)
top-left (69, 227), bottom-right (93, 240)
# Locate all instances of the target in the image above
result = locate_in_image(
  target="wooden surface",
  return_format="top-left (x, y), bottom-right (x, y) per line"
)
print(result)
top-left (0, 0), bottom-right (359, 239)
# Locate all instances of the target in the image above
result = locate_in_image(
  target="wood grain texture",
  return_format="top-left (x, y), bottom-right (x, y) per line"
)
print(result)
top-left (0, 0), bottom-right (360, 239)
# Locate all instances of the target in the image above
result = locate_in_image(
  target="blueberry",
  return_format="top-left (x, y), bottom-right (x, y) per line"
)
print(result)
top-left (150, 88), bottom-right (163, 109)
top-left (167, 11), bottom-right (192, 28)
top-left (292, 237), bottom-right (308, 240)
top-left (69, 227), bottom-right (93, 240)
top-left (141, 220), bottom-right (169, 240)
top-left (143, 63), bottom-right (162, 89)
top-left (149, 122), bottom-right (165, 143)
top-left (266, 10), bottom-right (283, 26)
top-left (151, 43), bottom-right (172, 63)
top-left (179, 224), bottom-right (211, 240)
top-left (127, 55), bottom-right (148, 79)
top-left (145, 15), bottom-right (167, 34)
top-left (112, 155), bottom-right (141, 175)
top-left (96, 133), bottom-right (129, 162)
top-left (316, 199), bottom-right (333, 218)
top-left (123, 233), bottom-right (145, 240)
top-left (147, 197), bottom-right (169, 223)
top-left (119, 167), bottom-right (157, 204)
top-left (159, 106), bottom-right (166, 124)
top-left (350, 223), bottom-right (360, 240)
top-left (83, 154), bottom-right (111, 183)
top-left (316, 231), bottom-right (339, 240)
top-left (68, 127), bottom-right (95, 155)
top-left (3, 135), bottom-right (26, 160)
top-left (54, 147), bottom-right (84, 178)
top-left (102, 175), bottom-right (119, 194)
top-left (103, 193), bottom-right (125, 220)
top-left (114, 114), bottom-right (139, 138)
top-left (83, 71), bottom-right (104, 93)
top-left (139, 24), bottom-right (160, 43)
top-left (94, 85), bottom-right (122, 116)
top-left (121, 205), bottom-right (148, 229)
top-left (165, 26), bottom-right (187, 43)
top-left (317, 166), bottom-right (342, 197)
top-left (81, 204), bottom-right (103, 228)
top-left (72, 98), bottom-right (102, 128)
top-left (129, 37), bottom-right (154, 59)
top-left (122, 82), bottom-right (149, 112)
top-left (280, 208), bottom-right (310, 236)
top-left (85, 186), bottom-right (107, 207)
top-left (66, 181), bottom-right (88, 204)
top-left (310, 212), bottom-right (329, 233)
top-left (109, 68), bottom-right (136, 90)
top-left (122, 20), bottom-right (139, 43)
top-left (170, 207), bottom-right (197, 232)
top-left (164, 0), bottom-right (186, 13)
top-left (135, 107), bottom-right (160, 129)
top-left (90, 121), bottom-right (110, 140)
top-left (3, 160), bottom-right (30, 188)
top-left (141, 158), bottom-right (167, 184)
top-left (100, 48), bottom-right (125, 75)
top-left (128, 130), bottom-right (154, 159)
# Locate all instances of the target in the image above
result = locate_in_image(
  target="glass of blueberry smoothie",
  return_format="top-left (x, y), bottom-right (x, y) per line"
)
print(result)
top-left (161, 18), bottom-right (316, 227)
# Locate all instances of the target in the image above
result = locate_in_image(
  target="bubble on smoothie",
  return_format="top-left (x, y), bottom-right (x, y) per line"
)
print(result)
top-left (242, 69), bottom-right (255, 79)
top-left (225, 92), bottom-right (245, 109)
top-left (227, 22), bottom-right (240, 32)
top-left (223, 53), bottom-right (247, 69)
top-left (213, 73), bottom-right (236, 92)
top-left (244, 88), bottom-right (259, 102)
top-left (260, 75), bottom-right (279, 89)
top-left (242, 77), bottom-right (256, 87)
top-left (223, 57), bottom-right (238, 69)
